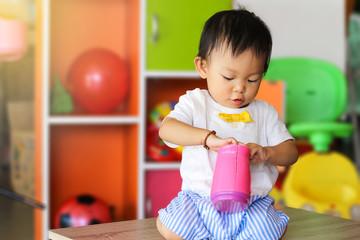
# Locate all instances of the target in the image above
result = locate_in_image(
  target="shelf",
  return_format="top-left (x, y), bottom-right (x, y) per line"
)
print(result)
top-left (50, 124), bottom-right (139, 224)
top-left (49, 116), bottom-right (140, 125)
top-left (145, 71), bottom-right (200, 79)
top-left (144, 162), bottom-right (181, 170)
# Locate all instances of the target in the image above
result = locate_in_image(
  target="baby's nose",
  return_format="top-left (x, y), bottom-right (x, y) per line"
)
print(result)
top-left (234, 81), bottom-right (245, 93)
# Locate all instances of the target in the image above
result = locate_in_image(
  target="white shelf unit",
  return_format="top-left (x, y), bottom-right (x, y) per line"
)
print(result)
top-left (40, 2), bottom-right (233, 233)
top-left (41, 0), bottom-right (142, 239)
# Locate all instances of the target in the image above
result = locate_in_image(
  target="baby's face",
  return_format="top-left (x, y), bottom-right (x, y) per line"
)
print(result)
top-left (203, 48), bottom-right (265, 108)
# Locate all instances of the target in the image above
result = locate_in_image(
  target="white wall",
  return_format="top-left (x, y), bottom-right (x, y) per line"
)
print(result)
top-left (236, 0), bottom-right (346, 72)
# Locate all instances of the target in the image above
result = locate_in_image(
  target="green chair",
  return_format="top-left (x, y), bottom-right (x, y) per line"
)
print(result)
top-left (264, 57), bottom-right (354, 152)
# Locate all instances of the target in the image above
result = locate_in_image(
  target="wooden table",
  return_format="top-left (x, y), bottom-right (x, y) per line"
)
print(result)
top-left (49, 206), bottom-right (360, 240)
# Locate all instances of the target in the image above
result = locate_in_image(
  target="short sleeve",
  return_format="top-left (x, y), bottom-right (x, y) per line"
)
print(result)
top-left (166, 93), bottom-right (194, 126)
top-left (264, 102), bottom-right (294, 146)
top-left (161, 90), bottom-right (196, 148)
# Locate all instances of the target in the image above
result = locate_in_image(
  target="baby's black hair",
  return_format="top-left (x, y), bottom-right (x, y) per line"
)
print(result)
top-left (197, 9), bottom-right (272, 73)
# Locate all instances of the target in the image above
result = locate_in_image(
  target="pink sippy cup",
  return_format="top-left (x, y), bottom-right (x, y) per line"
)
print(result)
top-left (210, 144), bottom-right (251, 212)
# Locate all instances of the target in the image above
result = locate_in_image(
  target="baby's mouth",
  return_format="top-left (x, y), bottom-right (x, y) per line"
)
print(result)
top-left (232, 99), bottom-right (243, 105)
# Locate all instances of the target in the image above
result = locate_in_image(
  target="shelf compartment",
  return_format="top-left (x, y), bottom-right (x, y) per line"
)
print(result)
top-left (145, 170), bottom-right (181, 217)
top-left (49, 124), bottom-right (138, 227)
top-left (49, 0), bottom-right (140, 116)
top-left (145, 0), bottom-right (232, 70)
top-left (146, 78), bottom-right (207, 114)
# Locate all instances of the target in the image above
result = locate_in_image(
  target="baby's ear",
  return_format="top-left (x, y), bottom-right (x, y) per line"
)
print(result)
top-left (194, 56), bottom-right (207, 79)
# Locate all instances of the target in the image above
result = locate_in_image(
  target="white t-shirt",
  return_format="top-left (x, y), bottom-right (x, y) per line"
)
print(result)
top-left (163, 88), bottom-right (294, 197)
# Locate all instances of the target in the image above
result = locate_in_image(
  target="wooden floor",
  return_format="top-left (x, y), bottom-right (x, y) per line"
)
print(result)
top-left (0, 163), bottom-right (34, 240)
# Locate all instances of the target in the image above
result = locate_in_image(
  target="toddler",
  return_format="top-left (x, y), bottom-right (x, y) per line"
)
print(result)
top-left (156, 9), bottom-right (299, 240)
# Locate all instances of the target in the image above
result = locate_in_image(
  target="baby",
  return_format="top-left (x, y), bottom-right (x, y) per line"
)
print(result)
top-left (156, 9), bottom-right (299, 240)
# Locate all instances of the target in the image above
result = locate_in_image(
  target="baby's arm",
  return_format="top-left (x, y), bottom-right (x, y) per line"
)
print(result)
top-left (246, 140), bottom-right (298, 166)
top-left (159, 117), bottom-right (237, 151)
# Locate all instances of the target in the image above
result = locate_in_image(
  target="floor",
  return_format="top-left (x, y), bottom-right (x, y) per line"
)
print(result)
top-left (0, 163), bottom-right (34, 240)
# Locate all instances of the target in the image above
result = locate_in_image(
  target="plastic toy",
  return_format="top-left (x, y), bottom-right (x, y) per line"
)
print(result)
top-left (54, 194), bottom-right (112, 228)
top-left (211, 144), bottom-right (251, 212)
top-left (68, 48), bottom-right (129, 114)
top-left (265, 57), bottom-right (360, 219)
top-left (149, 101), bottom-right (176, 127)
top-left (283, 151), bottom-right (360, 219)
top-left (146, 101), bottom-right (182, 162)
top-left (51, 75), bottom-right (73, 114)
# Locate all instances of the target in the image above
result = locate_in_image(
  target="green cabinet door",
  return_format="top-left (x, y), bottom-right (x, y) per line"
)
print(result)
top-left (146, 0), bottom-right (232, 70)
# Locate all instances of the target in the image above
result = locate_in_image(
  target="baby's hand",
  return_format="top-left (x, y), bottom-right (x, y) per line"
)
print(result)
top-left (245, 143), bottom-right (270, 163)
top-left (206, 134), bottom-right (237, 152)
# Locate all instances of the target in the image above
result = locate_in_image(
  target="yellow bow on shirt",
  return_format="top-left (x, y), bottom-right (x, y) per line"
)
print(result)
top-left (218, 111), bottom-right (254, 123)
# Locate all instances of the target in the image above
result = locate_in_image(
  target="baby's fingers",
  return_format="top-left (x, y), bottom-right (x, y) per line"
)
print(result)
top-left (227, 138), bottom-right (238, 145)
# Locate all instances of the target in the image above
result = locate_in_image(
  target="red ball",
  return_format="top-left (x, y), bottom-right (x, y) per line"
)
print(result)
top-left (68, 48), bottom-right (129, 114)
top-left (54, 194), bottom-right (112, 228)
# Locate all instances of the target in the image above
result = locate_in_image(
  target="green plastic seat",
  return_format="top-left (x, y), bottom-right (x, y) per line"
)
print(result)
top-left (264, 57), bottom-right (354, 152)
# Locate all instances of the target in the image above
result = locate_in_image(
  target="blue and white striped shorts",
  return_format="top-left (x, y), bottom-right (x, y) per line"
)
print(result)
top-left (158, 191), bottom-right (289, 240)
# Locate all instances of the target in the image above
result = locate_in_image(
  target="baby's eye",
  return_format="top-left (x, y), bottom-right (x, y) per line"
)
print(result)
top-left (222, 75), bottom-right (234, 80)
top-left (248, 79), bottom-right (259, 83)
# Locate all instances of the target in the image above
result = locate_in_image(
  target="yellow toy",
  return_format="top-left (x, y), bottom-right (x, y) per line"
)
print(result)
top-left (283, 152), bottom-right (360, 219)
